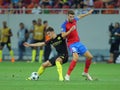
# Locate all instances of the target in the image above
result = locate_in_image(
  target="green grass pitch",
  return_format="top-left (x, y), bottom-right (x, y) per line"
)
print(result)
top-left (0, 61), bottom-right (120, 90)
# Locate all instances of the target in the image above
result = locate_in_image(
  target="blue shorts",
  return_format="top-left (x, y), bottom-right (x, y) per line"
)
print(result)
top-left (69, 42), bottom-right (87, 55)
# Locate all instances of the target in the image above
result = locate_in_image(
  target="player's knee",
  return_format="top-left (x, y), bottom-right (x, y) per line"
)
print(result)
top-left (73, 57), bottom-right (79, 61)
top-left (55, 60), bottom-right (59, 63)
top-left (42, 63), bottom-right (47, 68)
top-left (42, 61), bottom-right (51, 68)
top-left (73, 53), bottom-right (79, 61)
top-left (87, 55), bottom-right (93, 60)
top-left (73, 55), bottom-right (79, 61)
top-left (56, 58), bottom-right (62, 63)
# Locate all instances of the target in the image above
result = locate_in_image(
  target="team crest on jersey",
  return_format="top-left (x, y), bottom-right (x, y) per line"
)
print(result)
top-left (57, 36), bottom-right (61, 40)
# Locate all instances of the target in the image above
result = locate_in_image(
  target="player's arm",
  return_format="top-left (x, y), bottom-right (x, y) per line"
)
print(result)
top-left (62, 25), bottom-right (76, 38)
top-left (77, 9), bottom-right (94, 19)
top-left (9, 29), bottom-right (13, 36)
top-left (24, 42), bottom-right (45, 47)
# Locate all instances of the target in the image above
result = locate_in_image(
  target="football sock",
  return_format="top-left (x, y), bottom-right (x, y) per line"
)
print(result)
top-left (39, 50), bottom-right (44, 63)
top-left (10, 50), bottom-right (14, 58)
top-left (10, 50), bottom-right (15, 62)
top-left (67, 60), bottom-right (77, 75)
top-left (37, 66), bottom-right (45, 75)
top-left (84, 58), bottom-right (92, 73)
top-left (0, 50), bottom-right (2, 62)
top-left (32, 49), bottom-right (36, 62)
top-left (55, 61), bottom-right (63, 80)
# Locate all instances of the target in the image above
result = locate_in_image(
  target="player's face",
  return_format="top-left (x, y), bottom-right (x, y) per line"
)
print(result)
top-left (33, 21), bottom-right (36, 25)
top-left (68, 14), bottom-right (74, 22)
top-left (46, 31), bottom-right (53, 39)
top-left (20, 24), bottom-right (24, 29)
top-left (37, 19), bottom-right (42, 25)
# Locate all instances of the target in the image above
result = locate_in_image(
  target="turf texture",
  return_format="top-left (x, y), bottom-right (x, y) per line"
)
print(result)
top-left (0, 61), bottom-right (120, 90)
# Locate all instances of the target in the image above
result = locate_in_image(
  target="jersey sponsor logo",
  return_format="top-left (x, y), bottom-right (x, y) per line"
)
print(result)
top-left (35, 32), bottom-right (42, 35)
top-left (52, 40), bottom-right (62, 46)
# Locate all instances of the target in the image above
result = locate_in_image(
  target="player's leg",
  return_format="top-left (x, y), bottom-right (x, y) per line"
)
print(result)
top-left (31, 40), bottom-right (37, 62)
top-left (31, 47), bottom-right (37, 62)
top-left (27, 60), bottom-right (52, 80)
top-left (108, 43), bottom-right (119, 63)
top-left (65, 43), bottom-right (79, 81)
top-left (37, 60), bottom-right (52, 75)
top-left (65, 52), bottom-right (78, 81)
top-left (0, 43), bottom-right (4, 62)
top-left (39, 46), bottom-right (44, 63)
top-left (7, 42), bottom-right (15, 62)
top-left (82, 50), bottom-right (93, 80)
top-left (38, 56), bottom-right (63, 81)
top-left (108, 44), bottom-right (115, 63)
top-left (83, 51), bottom-right (93, 73)
top-left (55, 57), bottom-right (64, 81)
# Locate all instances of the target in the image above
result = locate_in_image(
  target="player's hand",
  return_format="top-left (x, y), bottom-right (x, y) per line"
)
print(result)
top-left (23, 42), bottom-right (30, 47)
top-left (70, 25), bottom-right (76, 31)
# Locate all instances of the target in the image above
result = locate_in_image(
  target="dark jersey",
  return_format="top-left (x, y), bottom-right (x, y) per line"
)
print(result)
top-left (45, 34), bottom-right (68, 56)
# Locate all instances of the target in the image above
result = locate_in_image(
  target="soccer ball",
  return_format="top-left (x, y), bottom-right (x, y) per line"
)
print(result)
top-left (30, 72), bottom-right (39, 80)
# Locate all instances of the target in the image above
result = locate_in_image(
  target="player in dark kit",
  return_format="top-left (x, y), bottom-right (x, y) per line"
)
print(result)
top-left (24, 26), bottom-right (75, 81)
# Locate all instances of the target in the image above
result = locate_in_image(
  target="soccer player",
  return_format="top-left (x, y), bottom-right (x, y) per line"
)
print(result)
top-left (30, 18), bottom-right (45, 63)
top-left (24, 26), bottom-right (75, 81)
top-left (0, 21), bottom-right (15, 62)
top-left (28, 20), bottom-right (37, 43)
top-left (61, 9), bottom-right (94, 81)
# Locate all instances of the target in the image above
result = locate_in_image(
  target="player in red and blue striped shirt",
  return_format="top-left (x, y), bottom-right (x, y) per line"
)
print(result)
top-left (61, 9), bottom-right (94, 81)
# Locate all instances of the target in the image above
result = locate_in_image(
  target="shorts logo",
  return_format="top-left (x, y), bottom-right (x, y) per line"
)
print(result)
top-left (71, 47), bottom-right (77, 52)
top-left (61, 28), bottom-right (63, 31)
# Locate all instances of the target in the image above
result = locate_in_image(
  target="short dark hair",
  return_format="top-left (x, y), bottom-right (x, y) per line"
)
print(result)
top-left (46, 27), bottom-right (54, 32)
top-left (19, 22), bottom-right (24, 26)
top-left (43, 20), bottom-right (48, 24)
top-left (32, 20), bottom-right (36, 23)
top-left (68, 10), bottom-right (75, 15)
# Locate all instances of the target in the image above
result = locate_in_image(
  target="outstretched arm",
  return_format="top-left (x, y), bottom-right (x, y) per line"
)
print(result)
top-left (78, 9), bottom-right (94, 19)
top-left (62, 25), bottom-right (76, 38)
top-left (24, 42), bottom-right (45, 47)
